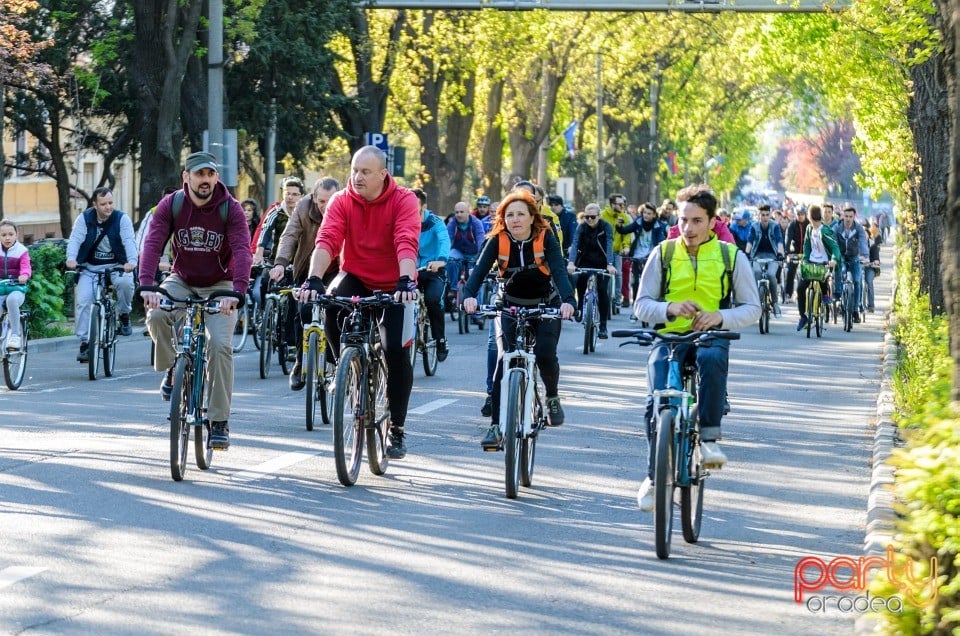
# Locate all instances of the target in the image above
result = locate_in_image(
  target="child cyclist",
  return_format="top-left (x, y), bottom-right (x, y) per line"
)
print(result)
top-left (0, 220), bottom-right (31, 351)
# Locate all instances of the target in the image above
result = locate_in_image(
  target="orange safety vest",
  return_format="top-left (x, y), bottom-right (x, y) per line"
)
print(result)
top-left (497, 229), bottom-right (550, 277)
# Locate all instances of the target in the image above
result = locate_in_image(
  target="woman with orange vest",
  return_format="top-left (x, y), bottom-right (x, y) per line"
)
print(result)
top-left (462, 191), bottom-right (576, 451)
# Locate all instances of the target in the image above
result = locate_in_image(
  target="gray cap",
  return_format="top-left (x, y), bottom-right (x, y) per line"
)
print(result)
top-left (185, 151), bottom-right (218, 173)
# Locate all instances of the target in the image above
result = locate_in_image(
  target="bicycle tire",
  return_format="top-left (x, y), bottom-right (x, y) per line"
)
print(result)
top-left (321, 357), bottom-right (335, 426)
top-left (422, 322), bottom-right (438, 377)
top-left (232, 302), bottom-right (249, 352)
top-left (169, 357), bottom-right (192, 482)
top-left (759, 287), bottom-right (770, 334)
top-left (277, 300), bottom-right (292, 375)
top-left (366, 349), bottom-right (390, 476)
top-left (680, 407), bottom-right (704, 543)
top-left (305, 331), bottom-right (319, 432)
top-left (103, 308), bottom-right (117, 377)
top-left (654, 409), bottom-right (675, 560)
top-left (258, 297), bottom-right (275, 379)
top-left (3, 317), bottom-right (28, 390)
top-left (251, 298), bottom-right (262, 350)
top-left (844, 287), bottom-right (854, 332)
top-left (805, 289), bottom-right (814, 339)
top-left (333, 347), bottom-right (364, 486)
top-left (457, 284), bottom-right (469, 334)
top-left (582, 296), bottom-right (594, 356)
top-left (88, 304), bottom-right (101, 380)
top-left (520, 394), bottom-right (540, 487)
top-left (590, 298), bottom-right (599, 352)
top-left (504, 369), bottom-right (524, 499)
top-left (194, 358), bottom-right (212, 470)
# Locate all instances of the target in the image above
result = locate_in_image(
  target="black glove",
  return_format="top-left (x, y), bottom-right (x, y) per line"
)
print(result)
top-left (395, 275), bottom-right (417, 294)
top-left (303, 276), bottom-right (325, 294)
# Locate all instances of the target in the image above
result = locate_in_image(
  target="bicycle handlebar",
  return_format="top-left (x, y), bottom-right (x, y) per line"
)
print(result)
top-left (138, 285), bottom-right (245, 309)
top-left (317, 293), bottom-right (400, 311)
top-left (573, 267), bottom-right (612, 276)
top-left (476, 303), bottom-right (562, 320)
top-left (612, 328), bottom-right (741, 346)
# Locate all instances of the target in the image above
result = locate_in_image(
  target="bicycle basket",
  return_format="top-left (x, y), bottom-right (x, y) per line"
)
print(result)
top-left (800, 262), bottom-right (828, 281)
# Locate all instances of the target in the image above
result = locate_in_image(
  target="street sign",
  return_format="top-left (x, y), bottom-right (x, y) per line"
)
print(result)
top-left (391, 146), bottom-right (406, 177)
top-left (202, 128), bottom-right (238, 187)
top-left (364, 133), bottom-right (389, 152)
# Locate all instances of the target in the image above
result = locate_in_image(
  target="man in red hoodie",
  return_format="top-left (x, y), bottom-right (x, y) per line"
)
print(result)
top-left (302, 145), bottom-right (420, 459)
top-left (139, 151), bottom-right (252, 451)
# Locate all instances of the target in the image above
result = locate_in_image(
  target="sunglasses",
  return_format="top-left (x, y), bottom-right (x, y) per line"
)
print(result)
top-left (583, 215), bottom-right (598, 220)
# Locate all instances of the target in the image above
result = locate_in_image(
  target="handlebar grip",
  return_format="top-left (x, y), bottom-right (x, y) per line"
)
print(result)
top-left (208, 289), bottom-right (245, 308)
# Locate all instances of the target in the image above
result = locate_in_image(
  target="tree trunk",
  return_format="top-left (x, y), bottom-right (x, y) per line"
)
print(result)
top-left (129, 0), bottom-right (204, 216)
top-left (506, 59), bottom-right (561, 184)
top-left (481, 76), bottom-right (504, 199)
top-left (0, 88), bottom-right (5, 221)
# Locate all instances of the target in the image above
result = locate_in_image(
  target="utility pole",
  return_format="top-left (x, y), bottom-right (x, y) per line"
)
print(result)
top-left (266, 97), bottom-right (277, 206)
top-left (648, 63), bottom-right (661, 203)
top-left (596, 52), bottom-right (604, 203)
top-left (207, 0), bottom-right (224, 166)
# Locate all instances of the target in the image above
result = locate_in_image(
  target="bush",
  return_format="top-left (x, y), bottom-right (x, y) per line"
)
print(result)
top-left (871, 246), bottom-right (960, 633)
top-left (25, 244), bottom-right (71, 338)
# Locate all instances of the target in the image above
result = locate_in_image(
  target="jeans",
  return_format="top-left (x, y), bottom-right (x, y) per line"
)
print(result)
top-left (146, 275), bottom-right (237, 422)
top-left (75, 268), bottom-right (134, 341)
top-left (417, 270), bottom-right (446, 341)
top-left (1, 291), bottom-right (25, 335)
top-left (643, 339), bottom-right (730, 478)
top-left (486, 319), bottom-right (497, 394)
top-left (445, 254), bottom-right (477, 294)
top-left (629, 256), bottom-right (650, 303)
top-left (752, 255), bottom-right (779, 305)
top-left (323, 272), bottom-right (414, 428)
top-left (841, 258), bottom-right (863, 314)
top-left (785, 258), bottom-right (800, 298)
top-left (864, 265), bottom-right (877, 310)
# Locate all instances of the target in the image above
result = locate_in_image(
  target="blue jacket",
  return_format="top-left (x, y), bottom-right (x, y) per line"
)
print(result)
top-left (447, 214), bottom-right (485, 257)
top-left (418, 210), bottom-right (450, 268)
top-left (748, 220), bottom-right (784, 258)
top-left (618, 217), bottom-right (667, 258)
top-left (835, 221), bottom-right (870, 261)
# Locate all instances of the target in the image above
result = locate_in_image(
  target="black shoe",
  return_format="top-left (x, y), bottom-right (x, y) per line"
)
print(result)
top-left (480, 394), bottom-right (493, 417)
top-left (598, 327), bottom-right (609, 339)
top-left (437, 338), bottom-right (448, 362)
top-left (119, 314), bottom-right (133, 336)
top-left (210, 421), bottom-right (230, 450)
top-left (480, 424), bottom-right (502, 451)
top-left (387, 427), bottom-right (406, 459)
top-left (853, 312), bottom-right (861, 323)
top-left (723, 397), bottom-right (731, 415)
top-left (574, 309), bottom-right (582, 323)
top-left (546, 396), bottom-right (564, 426)
top-left (77, 342), bottom-right (89, 363)
top-left (289, 363), bottom-right (305, 391)
top-left (160, 366), bottom-right (174, 401)
top-left (622, 298), bottom-right (630, 308)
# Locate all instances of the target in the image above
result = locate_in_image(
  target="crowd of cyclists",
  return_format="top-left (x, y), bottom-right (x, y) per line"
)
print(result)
top-left (2, 147), bottom-right (886, 508)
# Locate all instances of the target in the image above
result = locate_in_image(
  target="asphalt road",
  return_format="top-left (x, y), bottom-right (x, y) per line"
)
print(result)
top-left (0, 263), bottom-right (890, 635)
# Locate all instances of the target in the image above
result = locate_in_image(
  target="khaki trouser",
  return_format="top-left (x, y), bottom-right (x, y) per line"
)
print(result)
top-left (146, 275), bottom-right (237, 422)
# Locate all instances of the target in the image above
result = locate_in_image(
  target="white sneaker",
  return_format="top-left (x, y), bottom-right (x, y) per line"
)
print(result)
top-left (637, 477), bottom-right (655, 512)
top-left (701, 442), bottom-right (728, 469)
top-left (6, 334), bottom-right (21, 351)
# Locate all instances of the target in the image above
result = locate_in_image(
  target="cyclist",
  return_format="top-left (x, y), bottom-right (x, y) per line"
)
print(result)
top-left (634, 184), bottom-right (760, 511)
top-left (600, 194), bottom-right (631, 308)
top-left (414, 188), bottom-right (451, 362)
top-left (512, 180), bottom-right (563, 247)
top-left (835, 206), bottom-right (870, 324)
top-left (746, 203), bottom-right (785, 316)
top-left (66, 186), bottom-right (139, 362)
top-left (796, 205), bottom-right (841, 332)
top-left (864, 220), bottom-right (882, 313)
top-left (140, 151), bottom-right (252, 450)
top-left (548, 195), bottom-right (577, 255)
top-left (300, 145), bottom-right (419, 460)
top-left (567, 203), bottom-right (618, 339)
top-left (0, 220), bottom-right (31, 351)
top-left (783, 207), bottom-right (809, 303)
top-left (271, 177), bottom-right (340, 390)
top-left (462, 190), bottom-right (575, 450)
top-left (254, 176), bottom-right (304, 303)
top-left (473, 195), bottom-right (494, 233)
top-left (445, 200), bottom-right (484, 311)
top-left (617, 202), bottom-right (668, 312)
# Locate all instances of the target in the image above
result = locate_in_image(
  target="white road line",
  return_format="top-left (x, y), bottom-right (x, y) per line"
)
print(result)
top-left (408, 398), bottom-right (456, 415)
top-left (229, 451), bottom-right (320, 482)
top-left (0, 567), bottom-right (46, 590)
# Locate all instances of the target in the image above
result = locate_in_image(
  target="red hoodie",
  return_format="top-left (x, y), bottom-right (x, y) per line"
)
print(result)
top-left (667, 216), bottom-right (736, 244)
top-left (315, 173), bottom-right (419, 291)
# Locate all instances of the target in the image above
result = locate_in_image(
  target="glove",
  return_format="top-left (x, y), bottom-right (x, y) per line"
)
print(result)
top-left (303, 276), bottom-right (326, 294)
top-left (395, 275), bottom-right (417, 294)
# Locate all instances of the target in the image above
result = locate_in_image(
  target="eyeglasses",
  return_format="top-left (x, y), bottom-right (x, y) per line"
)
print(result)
top-left (583, 215), bottom-right (598, 220)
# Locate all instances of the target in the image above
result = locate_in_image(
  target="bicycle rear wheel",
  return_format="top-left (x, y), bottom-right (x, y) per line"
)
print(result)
top-left (3, 318), bottom-right (28, 390)
top-left (422, 323), bottom-right (438, 376)
top-left (680, 407), bottom-right (704, 543)
top-left (520, 393), bottom-right (540, 487)
top-left (251, 297), bottom-right (262, 350)
top-left (321, 357), bottom-right (335, 425)
top-left (582, 296), bottom-right (595, 356)
top-left (333, 347), bottom-right (364, 486)
top-left (844, 288), bottom-right (854, 332)
top-left (366, 350), bottom-right (390, 476)
top-left (758, 287), bottom-right (770, 334)
top-left (102, 310), bottom-right (117, 377)
top-left (169, 357), bottom-right (192, 482)
top-left (504, 369), bottom-right (525, 499)
top-left (258, 297), bottom-right (275, 379)
top-left (232, 302), bottom-right (249, 352)
top-left (305, 331), bottom-right (320, 432)
top-left (457, 283), bottom-right (469, 334)
top-left (654, 409), bottom-right (676, 560)
top-left (88, 304), bottom-right (101, 380)
top-left (805, 289), bottom-right (814, 338)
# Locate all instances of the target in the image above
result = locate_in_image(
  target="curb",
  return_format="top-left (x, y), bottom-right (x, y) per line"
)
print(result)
top-left (29, 335), bottom-right (80, 355)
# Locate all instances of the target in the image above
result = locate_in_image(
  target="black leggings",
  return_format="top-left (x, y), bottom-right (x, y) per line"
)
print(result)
top-left (323, 272), bottom-right (414, 429)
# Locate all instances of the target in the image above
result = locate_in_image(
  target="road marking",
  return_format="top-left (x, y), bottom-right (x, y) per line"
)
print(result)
top-left (230, 451), bottom-right (320, 482)
top-left (408, 398), bottom-right (456, 415)
top-left (0, 567), bottom-right (46, 590)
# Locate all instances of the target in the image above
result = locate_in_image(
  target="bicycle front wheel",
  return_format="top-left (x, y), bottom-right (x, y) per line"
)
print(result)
top-left (169, 357), bottom-right (192, 482)
top-left (680, 407), bottom-right (704, 543)
top-left (258, 297), bottom-right (275, 379)
top-left (88, 304), bottom-right (101, 380)
top-left (102, 310), bottom-right (117, 377)
top-left (305, 331), bottom-right (319, 432)
top-left (457, 284), bottom-right (469, 334)
top-left (844, 289), bottom-right (854, 332)
top-left (582, 296), bottom-right (595, 355)
top-left (520, 394), bottom-right (540, 487)
top-left (366, 350), bottom-right (390, 476)
top-left (322, 357), bottom-right (335, 426)
top-left (759, 287), bottom-right (770, 334)
top-left (333, 347), bottom-right (364, 486)
top-left (194, 360), bottom-right (212, 470)
top-left (3, 318), bottom-right (28, 390)
top-left (422, 324), bottom-right (438, 376)
top-left (654, 409), bottom-right (676, 560)
top-left (232, 302), bottom-right (249, 352)
top-left (504, 369), bottom-right (525, 499)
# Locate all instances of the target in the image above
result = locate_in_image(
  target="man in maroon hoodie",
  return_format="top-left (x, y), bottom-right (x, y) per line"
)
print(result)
top-left (302, 145), bottom-right (420, 459)
top-left (139, 151), bottom-right (252, 451)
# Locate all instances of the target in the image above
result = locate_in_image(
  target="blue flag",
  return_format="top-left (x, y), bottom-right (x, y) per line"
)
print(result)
top-left (563, 122), bottom-right (578, 158)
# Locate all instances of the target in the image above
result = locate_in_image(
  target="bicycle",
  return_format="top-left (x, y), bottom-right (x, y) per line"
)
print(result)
top-left (248, 265), bottom-right (265, 351)
top-left (801, 262), bottom-right (831, 339)
top-left (299, 298), bottom-right (335, 431)
top-left (139, 285), bottom-right (244, 482)
top-left (73, 264), bottom-right (126, 380)
top-left (258, 268), bottom-right (296, 379)
top-left (613, 327), bottom-right (740, 559)
top-left (409, 277), bottom-right (439, 377)
top-left (574, 268), bottom-right (608, 355)
top-left (753, 258), bottom-right (776, 335)
top-left (840, 263), bottom-right (857, 333)
top-left (0, 296), bottom-right (29, 390)
top-left (450, 256), bottom-right (477, 335)
top-left (476, 303), bottom-right (561, 499)
top-left (317, 293), bottom-right (398, 486)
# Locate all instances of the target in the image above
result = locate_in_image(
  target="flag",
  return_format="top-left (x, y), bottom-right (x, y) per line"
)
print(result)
top-left (664, 150), bottom-right (678, 175)
top-left (563, 121), bottom-right (578, 159)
